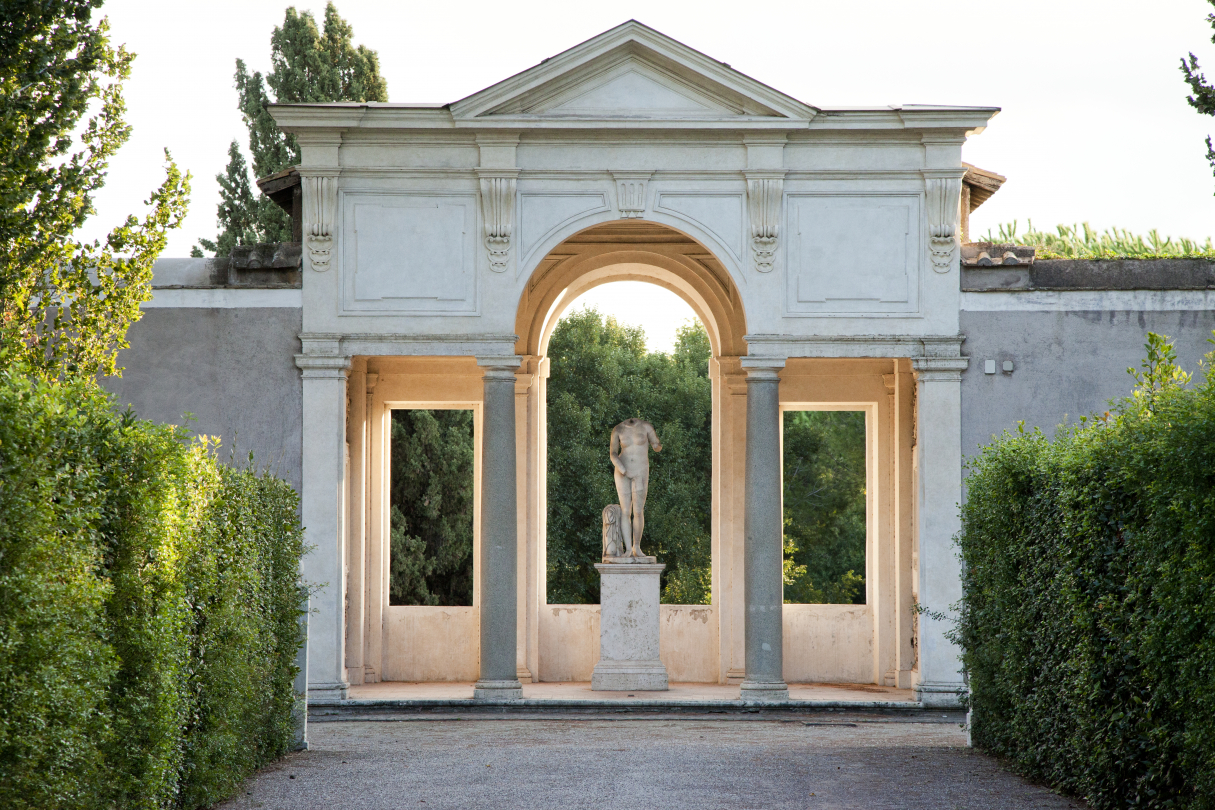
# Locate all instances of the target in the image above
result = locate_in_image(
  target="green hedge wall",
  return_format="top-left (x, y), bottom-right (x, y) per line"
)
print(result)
top-left (0, 367), bottom-right (305, 810)
top-left (958, 335), bottom-right (1215, 809)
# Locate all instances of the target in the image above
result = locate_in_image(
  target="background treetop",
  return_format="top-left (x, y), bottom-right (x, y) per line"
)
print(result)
top-left (1181, 0), bottom-right (1215, 190)
top-left (197, 2), bottom-right (387, 257)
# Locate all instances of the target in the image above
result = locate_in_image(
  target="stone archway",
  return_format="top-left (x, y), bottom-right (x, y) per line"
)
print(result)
top-left (514, 220), bottom-right (748, 359)
top-left (510, 220), bottom-right (751, 684)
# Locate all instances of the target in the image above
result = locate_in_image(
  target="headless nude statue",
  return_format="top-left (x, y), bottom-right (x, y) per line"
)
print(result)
top-left (609, 418), bottom-right (662, 557)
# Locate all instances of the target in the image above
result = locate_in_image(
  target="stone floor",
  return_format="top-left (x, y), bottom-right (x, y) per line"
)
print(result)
top-left (215, 718), bottom-right (1088, 810)
top-left (344, 680), bottom-right (916, 704)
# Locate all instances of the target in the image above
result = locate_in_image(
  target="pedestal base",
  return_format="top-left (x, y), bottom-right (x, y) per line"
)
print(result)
top-left (591, 660), bottom-right (669, 691)
top-left (915, 681), bottom-right (965, 708)
top-left (307, 681), bottom-right (349, 701)
top-left (739, 680), bottom-right (789, 703)
top-left (592, 562), bottom-right (669, 692)
top-left (473, 679), bottom-right (523, 701)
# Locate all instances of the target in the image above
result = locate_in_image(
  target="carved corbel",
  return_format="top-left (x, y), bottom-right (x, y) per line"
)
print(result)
top-left (301, 174), bottom-right (337, 272)
top-left (478, 172), bottom-right (517, 273)
top-left (746, 174), bottom-right (783, 272)
top-left (612, 171), bottom-right (651, 219)
top-left (923, 173), bottom-right (964, 273)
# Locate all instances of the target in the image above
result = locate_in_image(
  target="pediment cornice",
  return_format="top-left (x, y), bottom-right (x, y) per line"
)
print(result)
top-left (449, 21), bottom-right (819, 126)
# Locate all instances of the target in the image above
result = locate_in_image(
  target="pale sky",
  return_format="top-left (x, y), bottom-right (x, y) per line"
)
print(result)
top-left (81, 0), bottom-right (1215, 350)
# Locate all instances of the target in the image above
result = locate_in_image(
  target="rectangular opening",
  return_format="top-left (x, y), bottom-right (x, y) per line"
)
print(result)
top-left (388, 408), bottom-right (475, 606)
top-left (544, 309), bottom-right (714, 607)
top-left (781, 409), bottom-right (868, 605)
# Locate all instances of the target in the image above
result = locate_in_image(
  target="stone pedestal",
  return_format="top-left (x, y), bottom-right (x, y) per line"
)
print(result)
top-left (592, 562), bottom-right (669, 691)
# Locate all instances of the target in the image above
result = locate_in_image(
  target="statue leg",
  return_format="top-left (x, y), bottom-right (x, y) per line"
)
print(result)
top-left (614, 470), bottom-right (633, 555)
top-left (630, 476), bottom-right (648, 556)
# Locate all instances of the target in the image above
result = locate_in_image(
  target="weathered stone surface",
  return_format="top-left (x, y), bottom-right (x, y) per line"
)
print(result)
top-left (592, 563), bottom-right (668, 691)
top-left (964, 257), bottom-right (1215, 291)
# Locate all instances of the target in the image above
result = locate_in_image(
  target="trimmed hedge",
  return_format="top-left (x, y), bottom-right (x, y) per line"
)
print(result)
top-left (958, 334), bottom-right (1215, 809)
top-left (0, 366), bottom-right (305, 810)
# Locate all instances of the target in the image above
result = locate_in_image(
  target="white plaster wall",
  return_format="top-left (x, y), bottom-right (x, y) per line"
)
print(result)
top-left (783, 605), bottom-right (875, 684)
top-left (659, 605), bottom-right (718, 683)
top-left (381, 606), bottom-right (479, 682)
top-left (538, 605), bottom-right (600, 682)
top-left (293, 119), bottom-right (977, 345)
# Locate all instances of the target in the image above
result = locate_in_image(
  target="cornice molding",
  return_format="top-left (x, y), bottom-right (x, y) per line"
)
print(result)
top-left (744, 334), bottom-right (965, 360)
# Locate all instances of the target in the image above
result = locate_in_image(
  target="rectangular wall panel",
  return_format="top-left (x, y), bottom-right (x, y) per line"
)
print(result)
top-left (341, 193), bottom-right (477, 314)
top-left (786, 195), bottom-right (921, 315)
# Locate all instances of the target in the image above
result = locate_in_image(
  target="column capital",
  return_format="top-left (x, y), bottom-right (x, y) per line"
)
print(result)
top-left (478, 355), bottom-right (523, 382)
top-left (741, 356), bottom-right (785, 382)
top-left (295, 353), bottom-right (351, 380)
top-left (911, 356), bottom-right (969, 382)
top-left (477, 354), bottom-right (523, 370)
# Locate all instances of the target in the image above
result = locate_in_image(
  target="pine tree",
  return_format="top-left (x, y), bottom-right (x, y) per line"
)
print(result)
top-left (1181, 0), bottom-right (1215, 190)
top-left (196, 3), bottom-right (387, 256)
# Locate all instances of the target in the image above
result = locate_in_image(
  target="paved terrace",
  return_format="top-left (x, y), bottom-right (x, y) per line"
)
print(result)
top-left (312, 682), bottom-right (918, 715)
top-left (220, 715), bottom-right (1088, 810)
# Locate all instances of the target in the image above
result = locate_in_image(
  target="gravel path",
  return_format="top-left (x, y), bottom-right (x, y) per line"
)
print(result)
top-left (216, 717), bottom-right (1087, 810)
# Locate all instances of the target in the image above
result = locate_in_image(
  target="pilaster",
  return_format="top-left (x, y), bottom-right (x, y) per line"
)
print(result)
top-left (344, 359), bottom-right (367, 686)
top-left (910, 353), bottom-right (969, 707)
top-left (514, 356), bottom-right (541, 684)
top-left (295, 335), bottom-right (352, 700)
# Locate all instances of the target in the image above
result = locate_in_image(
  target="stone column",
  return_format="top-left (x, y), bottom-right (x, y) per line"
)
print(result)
top-left (740, 359), bottom-right (788, 702)
top-left (475, 356), bottom-right (524, 701)
top-left (911, 355), bottom-right (969, 708)
top-left (295, 337), bottom-right (351, 701)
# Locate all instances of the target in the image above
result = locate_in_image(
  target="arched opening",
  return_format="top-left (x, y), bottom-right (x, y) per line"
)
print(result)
top-left (512, 221), bottom-right (749, 684)
top-left (515, 221), bottom-right (748, 359)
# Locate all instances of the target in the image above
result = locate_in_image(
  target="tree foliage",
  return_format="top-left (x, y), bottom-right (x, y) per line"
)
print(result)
top-left (959, 333), bottom-right (1215, 809)
top-left (1, 0), bottom-right (190, 377)
top-left (782, 410), bottom-right (867, 604)
top-left (197, 2), bottom-right (387, 257)
top-left (546, 310), bottom-right (714, 604)
top-left (389, 409), bottom-right (475, 606)
top-left (1181, 0), bottom-right (1215, 189)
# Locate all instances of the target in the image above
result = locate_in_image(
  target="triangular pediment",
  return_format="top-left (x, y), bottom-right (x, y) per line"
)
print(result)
top-left (450, 22), bottom-right (817, 125)
top-left (540, 64), bottom-right (729, 117)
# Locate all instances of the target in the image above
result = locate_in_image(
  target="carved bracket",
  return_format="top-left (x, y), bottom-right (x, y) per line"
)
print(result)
top-left (924, 174), bottom-right (964, 273)
top-left (301, 175), bottom-right (337, 272)
top-left (746, 174), bottom-right (783, 272)
top-left (478, 173), bottom-right (517, 273)
top-left (612, 171), bottom-right (651, 219)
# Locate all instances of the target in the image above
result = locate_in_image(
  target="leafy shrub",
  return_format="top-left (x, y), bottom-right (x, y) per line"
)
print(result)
top-left (959, 333), bottom-right (1215, 809)
top-left (0, 372), bottom-right (117, 808)
top-left (0, 364), bottom-right (304, 809)
top-left (177, 464), bottom-right (305, 809)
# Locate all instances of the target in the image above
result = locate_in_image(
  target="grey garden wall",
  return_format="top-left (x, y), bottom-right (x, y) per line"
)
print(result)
top-left (959, 308), bottom-right (1215, 461)
top-left (103, 307), bottom-right (304, 494)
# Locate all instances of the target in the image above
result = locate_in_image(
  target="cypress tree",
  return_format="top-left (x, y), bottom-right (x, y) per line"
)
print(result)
top-left (196, 3), bottom-right (387, 256)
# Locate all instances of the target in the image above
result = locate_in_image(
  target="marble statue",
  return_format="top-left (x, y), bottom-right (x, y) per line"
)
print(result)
top-left (606, 417), bottom-right (662, 559)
